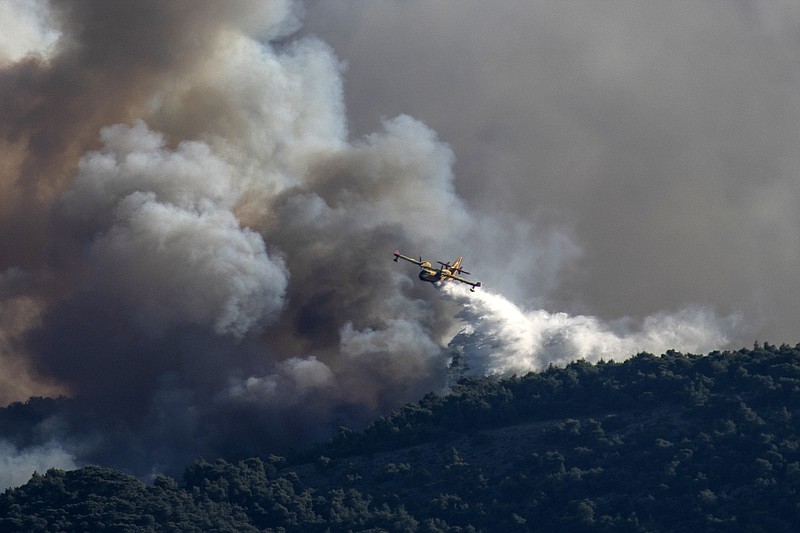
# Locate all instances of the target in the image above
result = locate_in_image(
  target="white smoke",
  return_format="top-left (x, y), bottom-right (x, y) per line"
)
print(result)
top-left (58, 120), bottom-right (288, 338)
top-left (150, 32), bottom-right (348, 198)
top-left (445, 284), bottom-right (737, 377)
top-left (0, 440), bottom-right (77, 491)
top-left (227, 355), bottom-right (335, 403)
top-left (0, 0), bottom-right (60, 63)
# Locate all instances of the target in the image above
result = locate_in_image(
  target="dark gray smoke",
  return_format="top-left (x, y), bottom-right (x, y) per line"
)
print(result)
top-left (0, 0), bottom-right (752, 487)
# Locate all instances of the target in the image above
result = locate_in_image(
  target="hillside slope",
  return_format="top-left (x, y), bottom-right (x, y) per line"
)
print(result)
top-left (2, 344), bottom-right (800, 531)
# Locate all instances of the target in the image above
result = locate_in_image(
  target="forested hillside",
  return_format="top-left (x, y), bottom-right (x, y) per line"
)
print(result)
top-left (3, 344), bottom-right (800, 532)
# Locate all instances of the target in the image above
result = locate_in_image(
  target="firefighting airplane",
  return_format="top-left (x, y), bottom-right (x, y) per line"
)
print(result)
top-left (393, 250), bottom-right (482, 292)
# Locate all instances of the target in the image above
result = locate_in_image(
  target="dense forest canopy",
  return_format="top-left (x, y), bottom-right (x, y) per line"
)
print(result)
top-left (2, 344), bottom-right (800, 531)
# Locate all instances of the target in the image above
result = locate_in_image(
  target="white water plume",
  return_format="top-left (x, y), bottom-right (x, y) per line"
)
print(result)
top-left (444, 284), bottom-right (738, 377)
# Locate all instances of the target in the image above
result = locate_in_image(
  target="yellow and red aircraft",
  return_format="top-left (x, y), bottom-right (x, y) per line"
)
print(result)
top-left (393, 250), bottom-right (482, 292)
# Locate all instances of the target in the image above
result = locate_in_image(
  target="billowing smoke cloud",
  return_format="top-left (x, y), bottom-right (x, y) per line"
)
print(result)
top-left (0, 0), bottom-right (751, 487)
top-left (58, 120), bottom-right (288, 338)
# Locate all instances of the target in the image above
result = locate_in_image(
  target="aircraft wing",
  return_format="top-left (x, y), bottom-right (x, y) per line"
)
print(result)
top-left (441, 272), bottom-right (482, 291)
top-left (393, 250), bottom-right (426, 266)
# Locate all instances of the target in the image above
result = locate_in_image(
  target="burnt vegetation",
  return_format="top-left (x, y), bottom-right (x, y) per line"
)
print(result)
top-left (3, 343), bottom-right (800, 531)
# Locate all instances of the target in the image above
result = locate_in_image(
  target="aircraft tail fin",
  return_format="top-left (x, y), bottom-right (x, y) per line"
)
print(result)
top-left (452, 256), bottom-right (471, 275)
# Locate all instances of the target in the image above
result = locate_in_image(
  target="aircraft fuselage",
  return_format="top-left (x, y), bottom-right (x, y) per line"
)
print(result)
top-left (419, 268), bottom-right (446, 283)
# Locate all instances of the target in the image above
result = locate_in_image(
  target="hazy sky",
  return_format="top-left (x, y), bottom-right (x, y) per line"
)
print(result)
top-left (0, 0), bottom-right (798, 485)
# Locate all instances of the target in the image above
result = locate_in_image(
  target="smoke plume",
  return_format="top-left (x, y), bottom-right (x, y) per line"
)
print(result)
top-left (0, 440), bottom-right (77, 491)
top-left (0, 0), bottom-right (752, 488)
